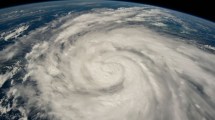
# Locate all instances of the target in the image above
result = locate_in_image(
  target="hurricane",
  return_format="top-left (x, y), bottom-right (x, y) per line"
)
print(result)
top-left (1, 4), bottom-right (215, 120)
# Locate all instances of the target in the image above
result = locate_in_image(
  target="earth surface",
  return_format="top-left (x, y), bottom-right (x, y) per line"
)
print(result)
top-left (0, 0), bottom-right (215, 120)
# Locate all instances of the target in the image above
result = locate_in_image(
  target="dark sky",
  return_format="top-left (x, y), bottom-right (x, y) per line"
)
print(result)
top-left (118, 0), bottom-right (214, 23)
top-left (0, 0), bottom-right (214, 23)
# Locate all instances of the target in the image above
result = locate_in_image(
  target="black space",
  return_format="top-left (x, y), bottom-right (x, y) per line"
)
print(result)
top-left (0, 0), bottom-right (214, 23)
top-left (117, 0), bottom-right (214, 23)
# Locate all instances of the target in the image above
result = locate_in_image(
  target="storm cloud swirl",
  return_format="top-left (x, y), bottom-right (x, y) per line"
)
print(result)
top-left (1, 7), bottom-right (215, 120)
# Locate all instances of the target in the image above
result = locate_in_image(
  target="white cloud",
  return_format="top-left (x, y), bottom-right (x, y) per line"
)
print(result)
top-left (1, 25), bottom-right (29, 41)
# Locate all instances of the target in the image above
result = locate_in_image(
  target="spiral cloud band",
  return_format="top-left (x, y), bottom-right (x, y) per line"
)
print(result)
top-left (1, 7), bottom-right (215, 120)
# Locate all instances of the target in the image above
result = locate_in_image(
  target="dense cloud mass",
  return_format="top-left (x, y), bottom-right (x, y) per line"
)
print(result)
top-left (1, 7), bottom-right (215, 120)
